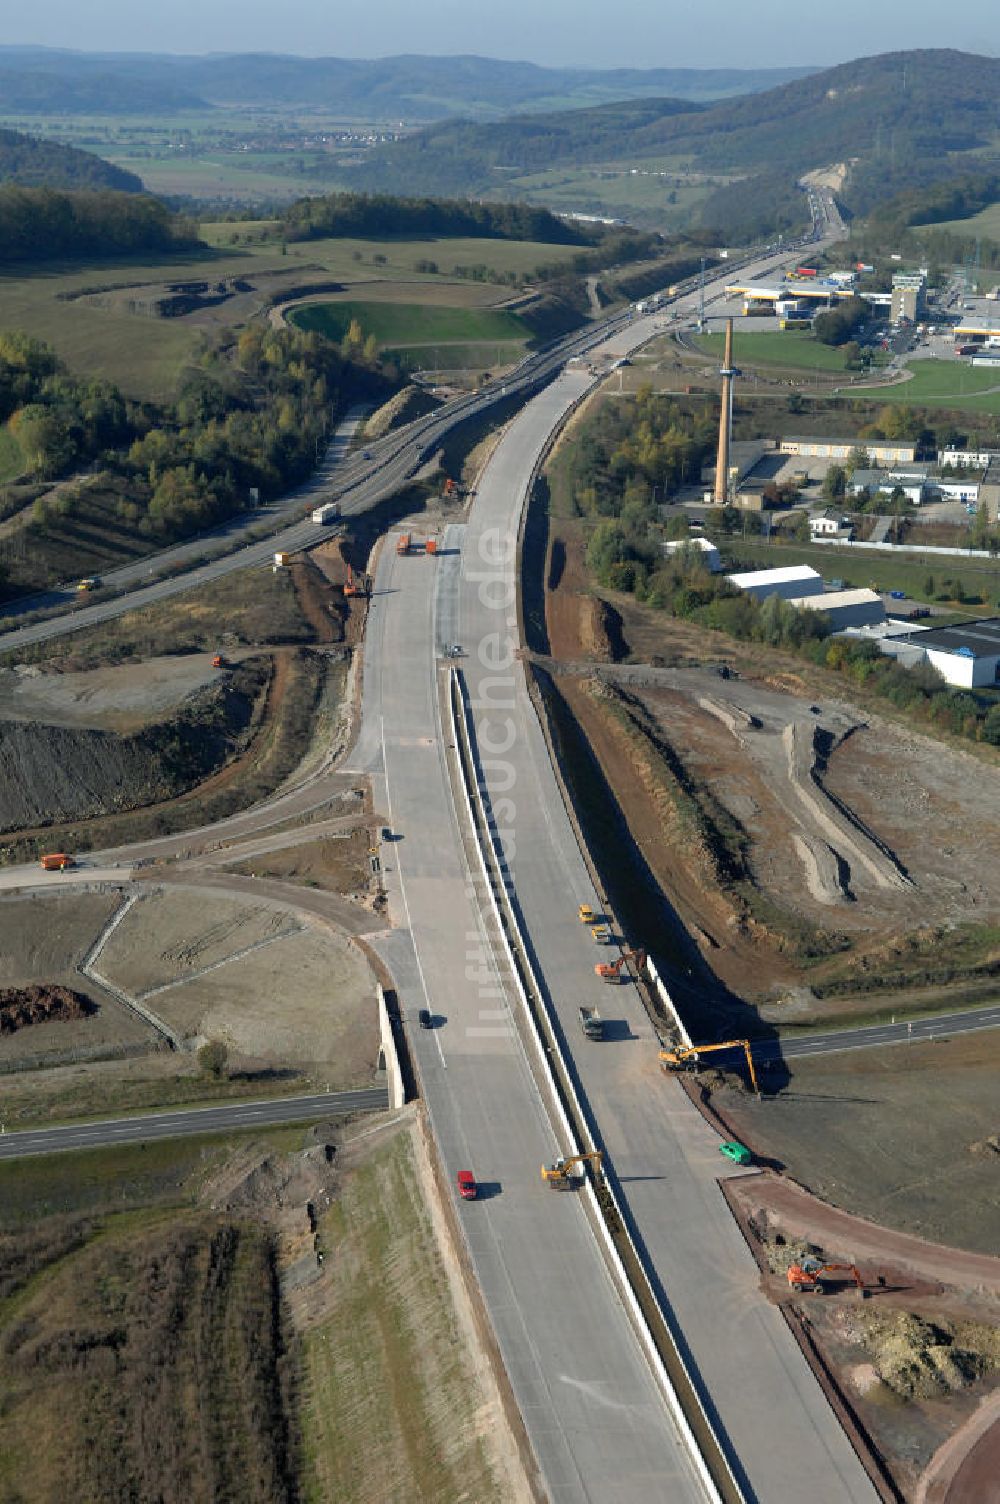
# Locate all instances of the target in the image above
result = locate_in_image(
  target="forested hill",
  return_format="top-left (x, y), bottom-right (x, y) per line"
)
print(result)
top-left (343, 49), bottom-right (1000, 203)
top-left (0, 46), bottom-right (815, 120)
top-left (0, 129), bottom-right (144, 193)
top-left (341, 97), bottom-right (705, 198)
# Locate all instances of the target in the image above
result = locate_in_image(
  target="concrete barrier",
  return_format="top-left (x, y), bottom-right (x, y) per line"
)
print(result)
top-left (376, 983), bottom-right (405, 1110)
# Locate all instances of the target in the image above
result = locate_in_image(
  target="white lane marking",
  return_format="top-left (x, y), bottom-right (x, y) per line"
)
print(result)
top-left (380, 713), bottom-right (447, 1071)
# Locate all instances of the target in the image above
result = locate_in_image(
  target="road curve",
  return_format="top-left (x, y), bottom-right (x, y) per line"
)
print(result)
top-left (0, 1088), bottom-right (389, 1159)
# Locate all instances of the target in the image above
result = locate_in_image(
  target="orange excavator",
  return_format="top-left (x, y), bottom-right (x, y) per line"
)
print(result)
top-left (344, 563), bottom-right (368, 599)
top-left (659, 1040), bottom-right (761, 1097)
top-left (595, 948), bottom-right (646, 983)
top-left (787, 1259), bottom-right (864, 1294)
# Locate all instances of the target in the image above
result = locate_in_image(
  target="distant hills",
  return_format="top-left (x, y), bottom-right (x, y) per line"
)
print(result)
top-left (0, 46), bottom-right (816, 119)
top-left (0, 128), bottom-right (144, 192)
top-left (339, 49), bottom-right (1000, 216)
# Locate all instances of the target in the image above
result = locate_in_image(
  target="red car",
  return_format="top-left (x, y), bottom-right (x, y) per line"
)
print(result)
top-left (457, 1170), bottom-right (477, 1201)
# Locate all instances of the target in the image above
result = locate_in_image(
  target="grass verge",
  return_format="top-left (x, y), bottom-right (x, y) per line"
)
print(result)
top-left (300, 1129), bottom-right (505, 1504)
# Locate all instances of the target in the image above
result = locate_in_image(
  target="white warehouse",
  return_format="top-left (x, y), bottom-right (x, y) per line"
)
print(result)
top-left (788, 588), bottom-right (886, 631)
top-left (890, 618), bottom-right (1000, 688)
top-left (726, 564), bottom-right (824, 601)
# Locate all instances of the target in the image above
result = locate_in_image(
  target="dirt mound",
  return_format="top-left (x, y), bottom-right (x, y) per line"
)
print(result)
top-left (579, 596), bottom-right (627, 662)
top-left (850, 1309), bottom-right (1000, 1401)
top-left (362, 384), bottom-right (439, 438)
top-left (0, 985), bottom-right (97, 1034)
top-left (0, 662), bottom-right (267, 835)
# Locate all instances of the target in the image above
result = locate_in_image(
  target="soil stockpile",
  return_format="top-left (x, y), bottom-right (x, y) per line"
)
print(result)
top-left (0, 661), bottom-right (267, 833)
top-left (0, 984), bottom-right (96, 1033)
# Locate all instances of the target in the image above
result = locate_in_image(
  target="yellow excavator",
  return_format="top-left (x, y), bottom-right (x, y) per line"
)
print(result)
top-left (541, 1150), bottom-right (604, 1190)
top-left (658, 1039), bottom-right (761, 1097)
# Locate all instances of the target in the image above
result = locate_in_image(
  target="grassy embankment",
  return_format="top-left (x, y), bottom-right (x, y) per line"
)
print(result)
top-left (300, 1129), bottom-right (507, 1503)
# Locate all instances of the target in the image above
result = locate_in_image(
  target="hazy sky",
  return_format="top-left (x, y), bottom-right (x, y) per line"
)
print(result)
top-left (3, 0), bottom-right (997, 69)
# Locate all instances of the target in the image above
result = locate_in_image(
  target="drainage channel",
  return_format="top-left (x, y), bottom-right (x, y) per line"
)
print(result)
top-left (448, 668), bottom-right (743, 1504)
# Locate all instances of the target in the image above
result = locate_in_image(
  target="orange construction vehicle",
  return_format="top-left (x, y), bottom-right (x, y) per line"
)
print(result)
top-left (344, 564), bottom-right (366, 599)
top-left (787, 1259), bottom-right (864, 1294)
top-left (396, 532), bottom-right (411, 556)
top-left (595, 948), bottom-right (646, 983)
top-left (211, 654), bottom-right (225, 668)
top-left (659, 1040), bottom-right (760, 1096)
top-left (40, 852), bottom-right (73, 871)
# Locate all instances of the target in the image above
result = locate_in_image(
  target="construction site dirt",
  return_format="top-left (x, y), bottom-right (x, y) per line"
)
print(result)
top-left (535, 514), bottom-right (1000, 1025)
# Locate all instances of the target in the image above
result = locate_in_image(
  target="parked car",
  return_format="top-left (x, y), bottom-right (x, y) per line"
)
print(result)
top-left (418, 1008), bottom-right (433, 1030)
top-left (718, 1141), bottom-right (752, 1166)
top-left (457, 1170), bottom-right (477, 1200)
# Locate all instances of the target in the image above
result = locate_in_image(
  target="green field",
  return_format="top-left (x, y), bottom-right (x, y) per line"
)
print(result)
top-left (694, 330), bottom-right (851, 372)
top-left (920, 200), bottom-right (1000, 240)
top-left (290, 298), bottom-right (530, 346)
top-left (0, 232), bottom-right (575, 398)
top-left (726, 537), bottom-right (1000, 608)
top-left (382, 339), bottom-right (526, 371)
top-left (852, 358), bottom-right (1000, 411)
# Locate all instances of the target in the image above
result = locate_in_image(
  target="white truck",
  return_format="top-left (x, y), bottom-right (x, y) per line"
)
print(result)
top-left (311, 501), bottom-right (341, 524)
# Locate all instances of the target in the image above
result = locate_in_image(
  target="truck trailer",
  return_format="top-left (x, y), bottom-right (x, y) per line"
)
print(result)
top-left (311, 502), bottom-right (341, 524)
top-left (579, 1006), bottom-right (604, 1040)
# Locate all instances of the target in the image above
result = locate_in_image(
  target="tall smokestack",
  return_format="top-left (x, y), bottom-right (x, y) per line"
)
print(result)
top-left (714, 318), bottom-right (737, 506)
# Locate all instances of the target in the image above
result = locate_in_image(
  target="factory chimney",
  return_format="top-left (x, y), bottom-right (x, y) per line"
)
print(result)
top-left (714, 318), bottom-right (738, 506)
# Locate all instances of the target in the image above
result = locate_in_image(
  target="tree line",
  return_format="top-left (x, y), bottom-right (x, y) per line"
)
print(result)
top-left (0, 187), bottom-right (199, 265)
top-left (283, 191), bottom-right (590, 246)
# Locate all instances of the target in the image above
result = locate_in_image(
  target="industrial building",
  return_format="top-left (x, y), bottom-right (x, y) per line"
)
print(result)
top-left (788, 588), bottom-right (885, 631)
top-left (662, 536), bottom-right (721, 571)
top-left (890, 271), bottom-right (927, 324)
top-left (779, 437), bottom-right (917, 465)
top-left (847, 469), bottom-right (926, 505)
top-left (846, 467), bottom-right (980, 506)
top-left (726, 564), bottom-right (824, 601)
top-left (889, 619), bottom-right (1000, 688)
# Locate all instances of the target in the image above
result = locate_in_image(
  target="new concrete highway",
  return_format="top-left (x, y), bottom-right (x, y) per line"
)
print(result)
top-left (0, 1087), bottom-right (388, 1159)
top-left (347, 533), bottom-right (715, 1503)
top-left (450, 334), bottom-right (876, 1500)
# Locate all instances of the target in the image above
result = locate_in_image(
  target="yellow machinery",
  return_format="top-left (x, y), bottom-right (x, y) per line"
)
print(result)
top-left (578, 904), bottom-right (596, 924)
top-left (541, 1150), bottom-right (604, 1189)
top-left (659, 1040), bottom-right (760, 1097)
top-left (595, 948), bottom-right (646, 983)
top-left (591, 925), bottom-right (610, 944)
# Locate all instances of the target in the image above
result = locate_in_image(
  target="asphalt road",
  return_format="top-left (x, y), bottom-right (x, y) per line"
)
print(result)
top-left (0, 1087), bottom-right (388, 1159)
top-left (763, 1003), bottom-right (1000, 1061)
top-left (455, 334), bottom-right (875, 1500)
